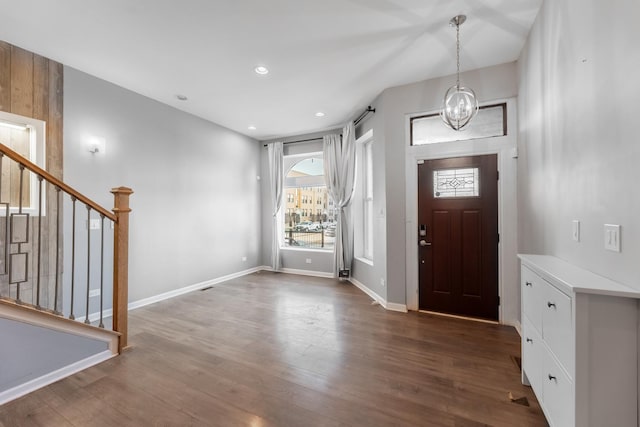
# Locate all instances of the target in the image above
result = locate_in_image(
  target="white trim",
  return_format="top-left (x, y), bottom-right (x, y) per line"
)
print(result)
top-left (385, 302), bottom-right (409, 313)
top-left (513, 320), bottom-right (522, 337)
top-left (349, 277), bottom-right (408, 313)
top-left (280, 247), bottom-right (332, 254)
top-left (0, 302), bottom-right (119, 353)
top-left (262, 265), bottom-right (335, 279)
top-left (87, 266), bottom-right (264, 321)
top-left (354, 256), bottom-right (374, 267)
top-left (404, 97), bottom-right (519, 325)
top-left (0, 350), bottom-right (115, 406)
top-left (350, 276), bottom-right (385, 305)
top-left (127, 268), bottom-right (262, 310)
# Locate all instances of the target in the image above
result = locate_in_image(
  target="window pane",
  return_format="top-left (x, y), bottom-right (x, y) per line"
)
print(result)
top-left (362, 140), bottom-right (374, 260)
top-left (411, 104), bottom-right (505, 145)
top-left (433, 168), bottom-right (479, 198)
top-left (283, 156), bottom-right (334, 250)
top-left (0, 122), bottom-right (32, 208)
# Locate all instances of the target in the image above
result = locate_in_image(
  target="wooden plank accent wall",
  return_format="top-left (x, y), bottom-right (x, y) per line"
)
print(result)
top-left (0, 41), bottom-right (63, 308)
top-left (0, 41), bottom-right (63, 179)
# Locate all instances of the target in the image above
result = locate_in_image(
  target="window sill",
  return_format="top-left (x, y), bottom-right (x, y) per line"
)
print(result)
top-left (280, 246), bottom-right (333, 254)
top-left (354, 256), bottom-right (374, 267)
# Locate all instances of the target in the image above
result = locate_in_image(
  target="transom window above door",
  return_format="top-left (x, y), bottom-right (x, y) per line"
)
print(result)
top-left (411, 103), bottom-right (506, 145)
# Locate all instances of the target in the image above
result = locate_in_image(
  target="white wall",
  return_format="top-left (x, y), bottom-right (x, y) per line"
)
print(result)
top-left (518, 0), bottom-right (640, 289)
top-left (63, 67), bottom-right (262, 304)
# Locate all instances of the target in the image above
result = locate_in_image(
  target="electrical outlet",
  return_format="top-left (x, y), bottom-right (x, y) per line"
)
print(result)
top-left (242, 256), bottom-right (247, 262)
top-left (305, 258), bottom-right (312, 264)
top-left (89, 289), bottom-right (101, 297)
top-left (87, 219), bottom-right (101, 230)
top-left (380, 278), bottom-right (385, 287)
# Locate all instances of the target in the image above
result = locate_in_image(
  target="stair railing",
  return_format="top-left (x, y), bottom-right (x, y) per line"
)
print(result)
top-left (0, 142), bottom-right (132, 352)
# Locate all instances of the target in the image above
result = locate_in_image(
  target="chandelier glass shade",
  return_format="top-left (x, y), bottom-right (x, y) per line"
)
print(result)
top-left (441, 15), bottom-right (478, 131)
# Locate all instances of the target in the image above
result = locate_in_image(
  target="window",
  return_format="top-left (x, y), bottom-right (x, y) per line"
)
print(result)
top-left (411, 103), bottom-right (506, 145)
top-left (283, 154), bottom-right (334, 250)
top-left (354, 130), bottom-right (374, 262)
top-left (362, 140), bottom-right (373, 260)
top-left (433, 168), bottom-right (479, 198)
top-left (0, 111), bottom-right (46, 213)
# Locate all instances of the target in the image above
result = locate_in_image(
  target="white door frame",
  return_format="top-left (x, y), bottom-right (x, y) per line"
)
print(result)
top-left (404, 97), bottom-right (520, 328)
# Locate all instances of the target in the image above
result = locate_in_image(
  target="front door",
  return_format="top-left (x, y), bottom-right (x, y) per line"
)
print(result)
top-left (418, 155), bottom-right (499, 320)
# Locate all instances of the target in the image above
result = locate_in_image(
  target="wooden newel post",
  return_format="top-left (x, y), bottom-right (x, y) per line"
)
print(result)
top-left (111, 186), bottom-right (133, 352)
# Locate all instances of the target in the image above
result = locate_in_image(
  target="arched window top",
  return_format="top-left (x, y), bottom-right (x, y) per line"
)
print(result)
top-left (285, 157), bottom-right (325, 188)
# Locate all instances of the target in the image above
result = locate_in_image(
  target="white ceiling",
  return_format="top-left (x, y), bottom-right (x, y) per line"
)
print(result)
top-left (0, 0), bottom-right (542, 140)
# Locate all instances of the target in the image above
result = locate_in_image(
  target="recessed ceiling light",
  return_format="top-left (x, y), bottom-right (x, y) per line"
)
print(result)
top-left (254, 66), bottom-right (269, 75)
top-left (176, 94), bottom-right (188, 101)
top-left (248, 125), bottom-right (257, 130)
top-left (315, 112), bottom-right (325, 117)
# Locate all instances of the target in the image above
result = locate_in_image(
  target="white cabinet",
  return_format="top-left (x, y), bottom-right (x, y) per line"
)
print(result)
top-left (519, 254), bottom-right (640, 427)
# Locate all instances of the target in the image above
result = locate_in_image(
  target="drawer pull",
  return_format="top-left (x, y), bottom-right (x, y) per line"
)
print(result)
top-left (548, 374), bottom-right (557, 381)
top-left (547, 301), bottom-right (556, 308)
top-left (526, 337), bottom-right (533, 343)
top-left (525, 281), bottom-right (532, 287)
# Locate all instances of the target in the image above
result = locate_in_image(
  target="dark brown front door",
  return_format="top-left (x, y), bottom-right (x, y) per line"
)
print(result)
top-left (418, 155), bottom-right (499, 320)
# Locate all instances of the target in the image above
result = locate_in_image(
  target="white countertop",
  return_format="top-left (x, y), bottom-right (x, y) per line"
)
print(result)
top-left (518, 254), bottom-right (640, 299)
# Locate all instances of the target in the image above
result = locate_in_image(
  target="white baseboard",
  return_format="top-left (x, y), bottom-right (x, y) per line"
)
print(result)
top-left (0, 350), bottom-right (115, 406)
top-left (349, 277), bottom-right (386, 305)
top-left (385, 302), bottom-right (409, 313)
top-left (348, 277), bottom-right (408, 313)
top-left (261, 266), bottom-right (335, 279)
top-left (87, 266), bottom-right (264, 322)
top-left (512, 320), bottom-right (522, 337)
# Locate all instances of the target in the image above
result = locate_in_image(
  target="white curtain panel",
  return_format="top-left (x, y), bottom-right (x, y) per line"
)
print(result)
top-left (323, 121), bottom-right (357, 276)
top-left (267, 141), bottom-right (284, 271)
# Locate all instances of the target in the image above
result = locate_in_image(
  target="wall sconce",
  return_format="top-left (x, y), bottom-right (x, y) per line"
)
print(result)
top-left (86, 136), bottom-right (106, 154)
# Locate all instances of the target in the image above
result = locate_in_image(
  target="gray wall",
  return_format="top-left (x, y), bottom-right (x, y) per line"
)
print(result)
top-left (517, 0), bottom-right (640, 289)
top-left (0, 318), bottom-right (107, 392)
top-left (352, 96), bottom-right (387, 301)
top-left (353, 63), bottom-right (518, 306)
top-left (63, 67), bottom-right (262, 304)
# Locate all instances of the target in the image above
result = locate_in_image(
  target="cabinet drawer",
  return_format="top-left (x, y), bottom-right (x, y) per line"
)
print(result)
top-left (543, 349), bottom-right (574, 427)
top-left (522, 317), bottom-right (544, 396)
top-left (522, 266), bottom-right (543, 332)
top-left (541, 281), bottom-right (574, 378)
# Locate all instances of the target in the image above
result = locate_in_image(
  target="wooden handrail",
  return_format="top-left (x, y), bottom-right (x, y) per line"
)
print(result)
top-left (0, 142), bottom-right (116, 221)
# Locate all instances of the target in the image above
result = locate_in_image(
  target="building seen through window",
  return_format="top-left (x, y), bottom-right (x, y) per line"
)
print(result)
top-left (283, 156), bottom-right (335, 250)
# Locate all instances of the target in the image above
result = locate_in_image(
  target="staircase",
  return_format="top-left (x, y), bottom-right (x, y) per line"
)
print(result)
top-left (0, 141), bottom-right (131, 404)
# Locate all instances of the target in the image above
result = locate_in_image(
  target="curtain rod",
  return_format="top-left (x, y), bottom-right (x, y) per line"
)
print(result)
top-left (263, 137), bottom-right (323, 147)
top-left (354, 106), bottom-right (375, 126)
top-left (262, 106), bottom-right (375, 147)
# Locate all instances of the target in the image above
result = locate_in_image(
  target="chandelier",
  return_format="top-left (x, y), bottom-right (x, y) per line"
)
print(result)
top-left (440, 15), bottom-right (479, 131)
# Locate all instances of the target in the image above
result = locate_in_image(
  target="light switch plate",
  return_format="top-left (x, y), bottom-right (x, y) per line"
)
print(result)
top-left (572, 220), bottom-right (580, 242)
top-left (604, 224), bottom-right (621, 252)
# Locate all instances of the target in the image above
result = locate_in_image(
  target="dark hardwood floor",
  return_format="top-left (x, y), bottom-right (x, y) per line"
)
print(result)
top-left (0, 272), bottom-right (547, 426)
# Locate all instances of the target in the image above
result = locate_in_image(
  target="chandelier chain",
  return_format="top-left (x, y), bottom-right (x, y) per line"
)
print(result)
top-left (456, 21), bottom-right (460, 89)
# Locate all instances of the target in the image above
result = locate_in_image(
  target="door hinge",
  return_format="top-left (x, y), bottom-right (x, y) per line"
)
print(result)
top-left (497, 233), bottom-right (500, 243)
top-left (498, 296), bottom-right (501, 306)
top-left (497, 170), bottom-right (500, 180)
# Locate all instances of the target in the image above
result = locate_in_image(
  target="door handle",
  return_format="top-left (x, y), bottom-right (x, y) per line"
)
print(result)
top-left (419, 240), bottom-right (432, 247)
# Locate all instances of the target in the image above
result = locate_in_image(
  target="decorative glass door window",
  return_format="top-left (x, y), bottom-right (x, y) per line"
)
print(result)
top-left (433, 168), bottom-right (479, 198)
